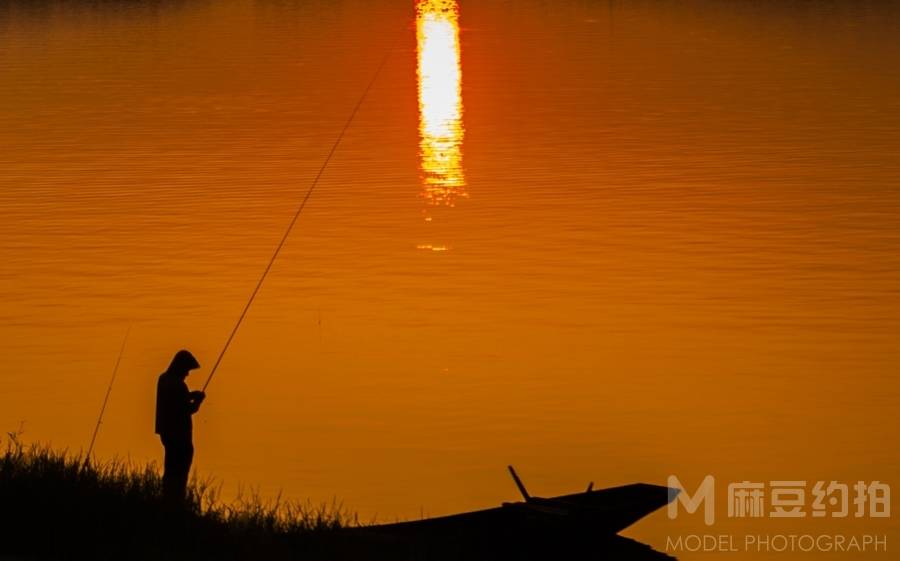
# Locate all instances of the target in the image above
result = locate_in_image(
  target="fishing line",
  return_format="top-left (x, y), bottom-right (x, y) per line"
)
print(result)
top-left (202, 45), bottom-right (395, 393)
top-left (84, 325), bottom-right (131, 467)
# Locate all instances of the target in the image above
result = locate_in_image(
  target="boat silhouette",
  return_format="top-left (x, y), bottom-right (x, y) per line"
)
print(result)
top-left (340, 466), bottom-right (680, 560)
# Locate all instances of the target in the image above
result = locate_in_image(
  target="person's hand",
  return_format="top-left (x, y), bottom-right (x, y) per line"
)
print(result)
top-left (191, 390), bottom-right (206, 402)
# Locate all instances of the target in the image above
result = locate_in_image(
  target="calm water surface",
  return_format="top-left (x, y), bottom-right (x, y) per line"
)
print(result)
top-left (2, 1), bottom-right (899, 558)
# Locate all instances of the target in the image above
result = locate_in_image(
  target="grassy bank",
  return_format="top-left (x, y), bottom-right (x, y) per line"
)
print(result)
top-left (0, 433), bottom-right (353, 561)
top-left (0, 435), bottom-right (677, 561)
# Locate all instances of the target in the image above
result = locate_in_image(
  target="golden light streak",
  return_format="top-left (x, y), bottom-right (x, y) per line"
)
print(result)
top-left (416, 0), bottom-right (466, 213)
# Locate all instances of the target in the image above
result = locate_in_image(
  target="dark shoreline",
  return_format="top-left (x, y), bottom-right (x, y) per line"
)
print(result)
top-left (0, 436), bottom-right (349, 561)
top-left (0, 436), bottom-right (674, 560)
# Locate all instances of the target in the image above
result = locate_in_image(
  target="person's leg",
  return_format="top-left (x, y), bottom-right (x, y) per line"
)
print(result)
top-left (162, 434), bottom-right (192, 506)
top-left (174, 440), bottom-right (194, 502)
top-left (161, 435), bottom-right (177, 502)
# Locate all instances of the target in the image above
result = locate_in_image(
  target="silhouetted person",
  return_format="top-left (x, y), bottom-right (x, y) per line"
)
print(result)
top-left (155, 349), bottom-right (205, 506)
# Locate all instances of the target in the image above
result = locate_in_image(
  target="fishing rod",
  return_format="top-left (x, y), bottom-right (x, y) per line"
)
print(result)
top-left (83, 325), bottom-right (131, 468)
top-left (201, 46), bottom-right (396, 393)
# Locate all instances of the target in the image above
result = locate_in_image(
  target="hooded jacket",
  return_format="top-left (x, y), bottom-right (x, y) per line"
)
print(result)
top-left (154, 350), bottom-right (200, 437)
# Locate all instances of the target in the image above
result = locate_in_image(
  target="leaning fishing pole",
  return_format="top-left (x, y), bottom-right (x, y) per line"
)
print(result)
top-left (200, 46), bottom-right (395, 393)
top-left (83, 325), bottom-right (131, 469)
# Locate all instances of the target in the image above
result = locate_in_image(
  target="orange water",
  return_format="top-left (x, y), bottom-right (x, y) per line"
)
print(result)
top-left (1, 1), bottom-right (899, 558)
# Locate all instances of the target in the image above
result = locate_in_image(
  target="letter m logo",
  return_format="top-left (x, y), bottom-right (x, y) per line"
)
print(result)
top-left (667, 475), bottom-right (715, 525)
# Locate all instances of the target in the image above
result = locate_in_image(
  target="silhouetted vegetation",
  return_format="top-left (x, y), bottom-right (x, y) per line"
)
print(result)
top-left (0, 433), bottom-right (676, 560)
top-left (0, 433), bottom-right (352, 561)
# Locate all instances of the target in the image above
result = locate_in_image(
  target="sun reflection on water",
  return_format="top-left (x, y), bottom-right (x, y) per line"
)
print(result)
top-left (416, 0), bottom-right (466, 216)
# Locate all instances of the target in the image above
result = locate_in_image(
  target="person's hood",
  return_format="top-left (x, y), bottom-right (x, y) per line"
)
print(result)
top-left (167, 349), bottom-right (200, 373)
